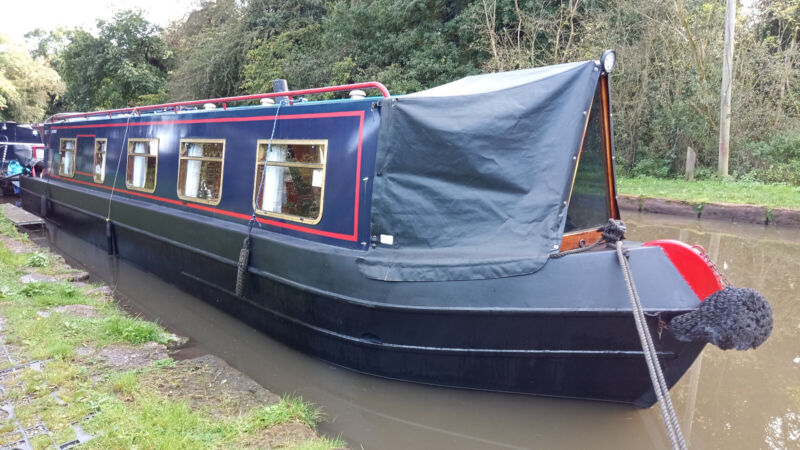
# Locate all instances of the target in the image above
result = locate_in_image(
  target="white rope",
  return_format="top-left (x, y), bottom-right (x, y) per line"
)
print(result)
top-left (615, 241), bottom-right (687, 450)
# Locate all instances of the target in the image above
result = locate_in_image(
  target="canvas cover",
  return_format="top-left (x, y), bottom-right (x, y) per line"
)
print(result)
top-left (357, 60), bottom-right (601, 281)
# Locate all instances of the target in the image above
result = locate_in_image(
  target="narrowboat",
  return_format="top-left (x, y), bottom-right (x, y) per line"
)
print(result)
top-left (19, 51), bottom-right (771, 407)
top-left (0, 122), bottom-right (44, 194)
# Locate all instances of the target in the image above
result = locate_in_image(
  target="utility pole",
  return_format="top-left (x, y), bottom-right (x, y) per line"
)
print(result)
top-left (718, 0), bottom-right (736, 176)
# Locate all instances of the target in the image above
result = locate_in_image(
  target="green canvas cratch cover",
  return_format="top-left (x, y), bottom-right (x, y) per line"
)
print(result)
top-left (358, 60), bottom-right (602, 281)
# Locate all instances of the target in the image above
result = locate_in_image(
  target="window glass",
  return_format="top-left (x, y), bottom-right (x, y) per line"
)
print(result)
top-left (177, 140), bottom-right (225, 204)
top-left (59, 139), bottom-right (76, 177)
top-left (94, 139), bottom-right (107, 183)
top-left (253, 140), bottom-right (327, 224)
top-left (565, 85), bottom-right (610, 232)
top-left (126, 139), bottom-right (158, 192)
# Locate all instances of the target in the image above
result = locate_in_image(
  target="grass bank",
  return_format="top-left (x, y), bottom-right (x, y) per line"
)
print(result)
top-left (617, 176), bottom-right (800, 210)
top-left (0, 211), bottom-right (343, 449)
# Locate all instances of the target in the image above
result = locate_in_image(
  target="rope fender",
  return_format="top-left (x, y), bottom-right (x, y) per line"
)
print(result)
top-left (670, 287), bottom-right (773, 350)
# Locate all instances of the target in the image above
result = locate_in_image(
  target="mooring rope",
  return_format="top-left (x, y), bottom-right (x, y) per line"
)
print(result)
top-left (552, 219), bottom-right (686, 449)
top-left (615, 240), bottom-right (686, 450)
top-left (550, 219), bottom-right (627, 259)
top-left (235, 101), bottom-right (284, 297)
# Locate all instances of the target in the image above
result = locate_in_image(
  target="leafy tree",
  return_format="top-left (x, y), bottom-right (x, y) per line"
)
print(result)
top-left (58, 10), bottom-right (171, 111)
top-left (166, 0), bottom-right (249, 100)
top-left (0, 35), bottom-right (64, 122)
top-left (244, 0), bottom-right (328, 38)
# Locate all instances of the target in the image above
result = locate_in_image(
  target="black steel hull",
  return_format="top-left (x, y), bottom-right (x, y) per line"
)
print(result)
top-left (21, 177), bottom-right (704, 407)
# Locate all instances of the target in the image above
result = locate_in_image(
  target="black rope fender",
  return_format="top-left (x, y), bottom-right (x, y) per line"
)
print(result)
top-left (670, 287), bottom-right (773, 350)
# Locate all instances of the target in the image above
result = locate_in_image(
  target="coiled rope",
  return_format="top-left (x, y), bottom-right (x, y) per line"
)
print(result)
top-left (235, 101), bottom-right (284, 297)
top-left (615, 240), bottom-right (686, 450)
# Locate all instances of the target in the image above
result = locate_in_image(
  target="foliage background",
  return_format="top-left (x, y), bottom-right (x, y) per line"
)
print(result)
top-left (3, 0), bottom-right (799, 184)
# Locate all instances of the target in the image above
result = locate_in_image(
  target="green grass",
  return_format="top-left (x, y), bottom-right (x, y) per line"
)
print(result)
top-left (80, 392), bottom-right (334, 449)
top-left (618, 176), bottom-right (800, 209)
top-left (0, 213), bottom-right (341, 450)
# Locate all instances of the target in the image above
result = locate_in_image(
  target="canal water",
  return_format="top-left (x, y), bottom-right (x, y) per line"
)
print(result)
top-left (33, 212), bottom-right (799, 449)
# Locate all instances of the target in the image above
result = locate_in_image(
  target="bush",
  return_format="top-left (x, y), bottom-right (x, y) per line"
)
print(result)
top-left (743, 133), bottom-right (800, 185)
top-left (633, 155), bottom-right (672, 178)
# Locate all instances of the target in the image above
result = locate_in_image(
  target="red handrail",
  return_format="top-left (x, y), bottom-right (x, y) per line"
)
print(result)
top-left (49, 81), bottom-right (390, 122)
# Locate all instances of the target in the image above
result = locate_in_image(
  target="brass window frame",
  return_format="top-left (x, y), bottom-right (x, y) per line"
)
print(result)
top-left (58, 138), bottom-right (77, 178)
top-left (252, 139), bottom-right (328, 225)
top-left (177, 138), bottom-right (226, 206)
top-left (93, 138), bottom-right (107, 184)
top-left (125, 138), bottom-right (159, 193)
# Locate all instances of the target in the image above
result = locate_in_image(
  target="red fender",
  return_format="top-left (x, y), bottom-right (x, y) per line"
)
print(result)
top-left (643, 240), bottom-right (725, 301)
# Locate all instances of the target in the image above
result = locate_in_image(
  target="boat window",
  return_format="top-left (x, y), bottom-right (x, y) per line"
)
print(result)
top-left (58, 138), bottom-right (76, 177)
top-left (253, 139), bottom-right (327, 224)
top-left (177, 139), bottom-right (225, 205)
top-left (564, 85), bottom-right (610, 232)
top-left (126, 138), bottom-right (158, 193)
top-left (94, 138), bottom-right (107, 183)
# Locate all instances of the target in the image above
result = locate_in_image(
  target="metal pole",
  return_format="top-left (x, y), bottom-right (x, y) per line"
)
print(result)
top-left (718, 0), bottom-right (736, 176)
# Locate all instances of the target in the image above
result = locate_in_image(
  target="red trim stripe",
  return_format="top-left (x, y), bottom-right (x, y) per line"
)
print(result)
top-left (47, 110), bottom-right (366, 242)
top-left (75, 134), bottom-right (96, 138)
top-left (74, 171), bottom-right (93, 177)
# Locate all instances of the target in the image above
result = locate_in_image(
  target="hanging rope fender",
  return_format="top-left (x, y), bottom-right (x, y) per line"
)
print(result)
top-left (235, 101), bottom-right (285, 298)
top-left (615, 239), bottom-right (687, 450)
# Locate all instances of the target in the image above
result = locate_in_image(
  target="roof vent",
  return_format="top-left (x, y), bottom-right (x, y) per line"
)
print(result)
top-left (260, 98), bottom-right (275, 106)
top-left (349, 90), bottom-right (366, 100)
top-left (203, 103), bottom-right (217, 110)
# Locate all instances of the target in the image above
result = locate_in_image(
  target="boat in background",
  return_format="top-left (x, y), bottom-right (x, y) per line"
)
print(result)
top-left (0, 122), bottom-right (44, 194)
top-left (18, 51), bottom-right (770, 407)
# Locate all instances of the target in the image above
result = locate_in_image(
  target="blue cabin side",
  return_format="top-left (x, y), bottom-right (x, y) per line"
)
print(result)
top-left (42, 99), bottom-right (383, 250)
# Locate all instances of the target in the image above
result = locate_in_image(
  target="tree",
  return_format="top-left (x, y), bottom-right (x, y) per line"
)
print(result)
top-left (166, 0), bottom-right (250, 100)
top-left (0, 34), bottom-right (64, 122)
top-left (58, 10), bottom-right (171, 111)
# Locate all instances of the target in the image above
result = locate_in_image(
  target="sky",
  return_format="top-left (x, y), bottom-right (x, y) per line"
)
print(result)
top-left (4, 0), bottom-right (200, 44)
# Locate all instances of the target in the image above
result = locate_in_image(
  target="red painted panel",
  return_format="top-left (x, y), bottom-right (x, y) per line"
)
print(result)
top-left (642, 240), bottom-right (724, 301)
top-left (32, 145), bottom-right (44, 160)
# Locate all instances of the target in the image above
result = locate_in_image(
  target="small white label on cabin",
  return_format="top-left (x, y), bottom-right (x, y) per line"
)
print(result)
top-left (380, 234), bottom-right (394, 246)
top-left (312, 169), bottom-right (323, 187)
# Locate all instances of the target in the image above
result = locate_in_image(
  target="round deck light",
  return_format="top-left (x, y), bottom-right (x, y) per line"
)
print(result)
top-left (601, 50), bottom-right (616, 74)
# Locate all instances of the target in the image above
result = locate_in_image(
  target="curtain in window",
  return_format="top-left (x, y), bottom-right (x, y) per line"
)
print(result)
top-left (185, 144), bottom-right (203, 197)
top-left (261, 145), bottom-right (287, 213)
top-left (132, 142), bottom-right (147, 188)
top-left (62, 141), bottom-right (74, 174)
top-left (95, 142), bottom-right (106, 180)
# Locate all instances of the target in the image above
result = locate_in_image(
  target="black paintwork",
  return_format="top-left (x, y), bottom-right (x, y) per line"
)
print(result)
top-left (20, 173), bottom-right (704, 406)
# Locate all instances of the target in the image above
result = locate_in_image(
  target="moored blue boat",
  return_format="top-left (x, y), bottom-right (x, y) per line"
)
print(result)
top-left (19, 54), bottom-right (769, 407)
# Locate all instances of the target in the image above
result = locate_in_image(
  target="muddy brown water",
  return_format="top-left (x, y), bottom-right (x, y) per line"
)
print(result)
top-left (30, 212), bottom-right (800, 449)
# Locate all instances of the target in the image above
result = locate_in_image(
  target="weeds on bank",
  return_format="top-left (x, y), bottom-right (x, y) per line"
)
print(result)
top-left (0, 215), bottom-right (342, 449)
